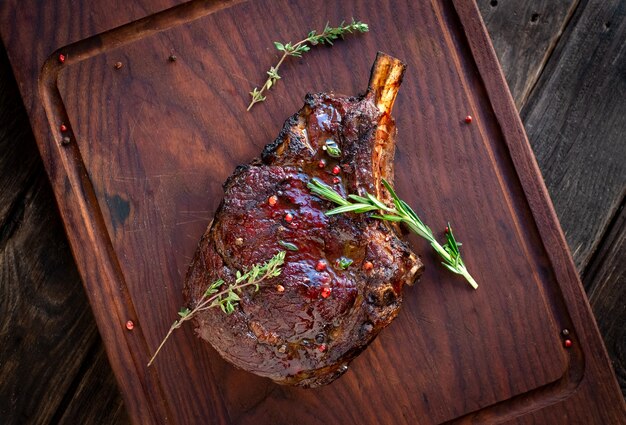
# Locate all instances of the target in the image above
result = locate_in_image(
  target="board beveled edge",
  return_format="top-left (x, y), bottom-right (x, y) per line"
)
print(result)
top-left (448, 0), bottom-right (625, 423)
top-left (29, 0), bottom-right (625, 424)
top-left (35, 1), bottom-right (248, 425)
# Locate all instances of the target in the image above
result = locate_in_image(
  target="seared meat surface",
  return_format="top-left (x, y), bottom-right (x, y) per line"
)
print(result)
top-left (184, 53), bottom-right (423, 387)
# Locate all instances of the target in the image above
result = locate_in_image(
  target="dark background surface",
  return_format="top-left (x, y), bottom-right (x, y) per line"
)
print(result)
top-left (0, 0), bottom-right (623, 423)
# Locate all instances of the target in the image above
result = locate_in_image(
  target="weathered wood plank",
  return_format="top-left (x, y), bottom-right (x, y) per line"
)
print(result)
top-left (57, 341), bottom-right (130, 425)
top-left (0, 46), bottom-right (124, 425)
top-left (0, 49), bottom-right (41, 229)
top-left (521, 0), bottom-right (626, 271)
top-left (0, 172), bottom-right (100, 424)
top-left (518, 0), bottom-right (626, 399)
top-left (480, 2), bottom-right (626, 402)
top-left (478, 0), bottom-right (578, 108)
top-left (584, 199), bottom-right (626, 397)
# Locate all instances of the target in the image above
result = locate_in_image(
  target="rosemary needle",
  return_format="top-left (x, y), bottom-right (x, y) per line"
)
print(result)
top-left (307, 178), bottom-right (478, 289)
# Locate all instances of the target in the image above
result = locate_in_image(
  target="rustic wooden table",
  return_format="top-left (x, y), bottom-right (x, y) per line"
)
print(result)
top-left (0, 1), bottom-right (624, 423)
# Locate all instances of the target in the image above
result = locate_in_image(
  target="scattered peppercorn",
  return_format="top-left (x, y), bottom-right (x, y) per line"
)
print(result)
top-left (321, 287), bottom-right (332, 298)
top-left (318, 159), bottom-right (327, 168)
top-left (363, 261), bottom-right (374, 271)
top-left (315, 260), bottom-right (327, 271)
top-left (564, 339), bottom-right (572, 348)
top-left (332, 177), bottom-right (340, 184)
top-left (60, 124), bottom-right (68, 132)
top-left (61, 136), bottom-right (71, 145)
top-left (268, 195), bottom-right (278, 206)
top-left (318, 344), bottom-right (327, 352)
top-left (561, 329), bottom-right (570, 336)
top-left (126, 320), bottom-right (134, 330)
top-left (168, 54), bottom-right (177, 62)
top-left (58, 54), bottom-right (66, 64)
top-left (464, 115), bottom-right (473, 124)
top-left (284, 212), bottom-right (294, 223)
top-left (114, 61), bottom-right (123, 69)
top-left (332, 165), bottom-right (341, 175)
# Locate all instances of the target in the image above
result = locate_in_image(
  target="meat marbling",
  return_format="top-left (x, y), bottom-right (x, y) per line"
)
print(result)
top-left (184, 52), bottom-right (424, 388)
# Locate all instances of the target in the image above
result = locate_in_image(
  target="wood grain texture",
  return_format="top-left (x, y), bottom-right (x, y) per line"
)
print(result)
top-left (0, 50), bottom-right (41, 230)
top-left (479, 0), bottom-right (626, 398)
top-left (584, 199), bottom-right (626, 398)
top-left (452, 2), bottom-right (624, 422)
top-left (0, 0), bottom-right (181, 105)
top-left (0, 0), bottom-right (624, 424)
top-left (521, 0), bottom-right (626, 272)
top-left (477, 0), bottom-right (578, 108)
top-left (0, 43), bottom-right (126, 425)
top-left (57, 340), bottom-right (130, 425)
top-left (53, 0), bottom-right (624, 422)
top-left (520, 0), bottom-right (626, 399)
top-left (54, 0), bottom-right (583, 422)
top-left (0, 47), bottom-right (93, 424)
top-left (0, 170), bottom-right (99, 424)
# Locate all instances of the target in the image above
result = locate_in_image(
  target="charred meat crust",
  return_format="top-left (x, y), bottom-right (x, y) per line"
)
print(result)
top-left (184, 53), bottom-right (423, 388)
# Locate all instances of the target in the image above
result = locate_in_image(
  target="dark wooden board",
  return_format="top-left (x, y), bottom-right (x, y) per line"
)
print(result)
top-left (0, 0), bottom-right (624, 424)
top-left (55, 0), bottom-right (569, 422)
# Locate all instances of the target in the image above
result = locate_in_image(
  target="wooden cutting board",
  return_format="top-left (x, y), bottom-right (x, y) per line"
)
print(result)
top-left (1, 0), bottom-right (624, 423)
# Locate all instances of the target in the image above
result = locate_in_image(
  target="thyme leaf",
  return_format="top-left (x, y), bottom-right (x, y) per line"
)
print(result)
top-left (247, 19), bottom-right (369, 111)
top-left (336, 257), bottom-right (353, 270)
top-left (147, 251), bottom-right (286, 366)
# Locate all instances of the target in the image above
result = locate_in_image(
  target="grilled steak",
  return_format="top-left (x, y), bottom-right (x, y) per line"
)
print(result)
top-left (184, 53), bottom-right (423, 387)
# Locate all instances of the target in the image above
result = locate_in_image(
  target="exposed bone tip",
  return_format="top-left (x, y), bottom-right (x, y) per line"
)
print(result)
top-left (367, 52), bottom-right (407, 115)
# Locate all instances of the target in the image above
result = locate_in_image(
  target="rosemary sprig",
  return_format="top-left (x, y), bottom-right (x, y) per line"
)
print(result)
top-left (147, 251), bottom-right (286, 366)
top-left (247, 19), bottom-right (369, 111)
top-left (307, 178), bottom-right (478, 289)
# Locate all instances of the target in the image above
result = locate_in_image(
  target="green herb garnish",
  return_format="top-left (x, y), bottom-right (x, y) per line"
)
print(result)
top-left (324, 139), bottom-right (342, 157)
top-left (336, 257), bottom-right (353, 270)
top-left (307, 178), bottom-right (478, 289)
top-left (147, 251), bottom-right (286, 366)
top-left (278, 240), bottom-right (299, 251)
top-left (247, 19), bottom-right (369, 111)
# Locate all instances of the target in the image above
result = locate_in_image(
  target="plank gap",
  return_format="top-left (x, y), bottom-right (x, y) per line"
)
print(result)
top-left (583, 195), bottom-right (626, 397)
top-left (518, 0), bottom-right (581, 109)
top-left (582, 194), bottom-right (625, 289)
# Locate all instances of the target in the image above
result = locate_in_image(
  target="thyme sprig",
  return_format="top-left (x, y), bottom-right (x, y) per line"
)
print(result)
top-left (247, 19), bottom-right (369, 111)
top-left (147, 251), bottom-right (286, 366)
top-left (307, 178), bottom-right (478, 289)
